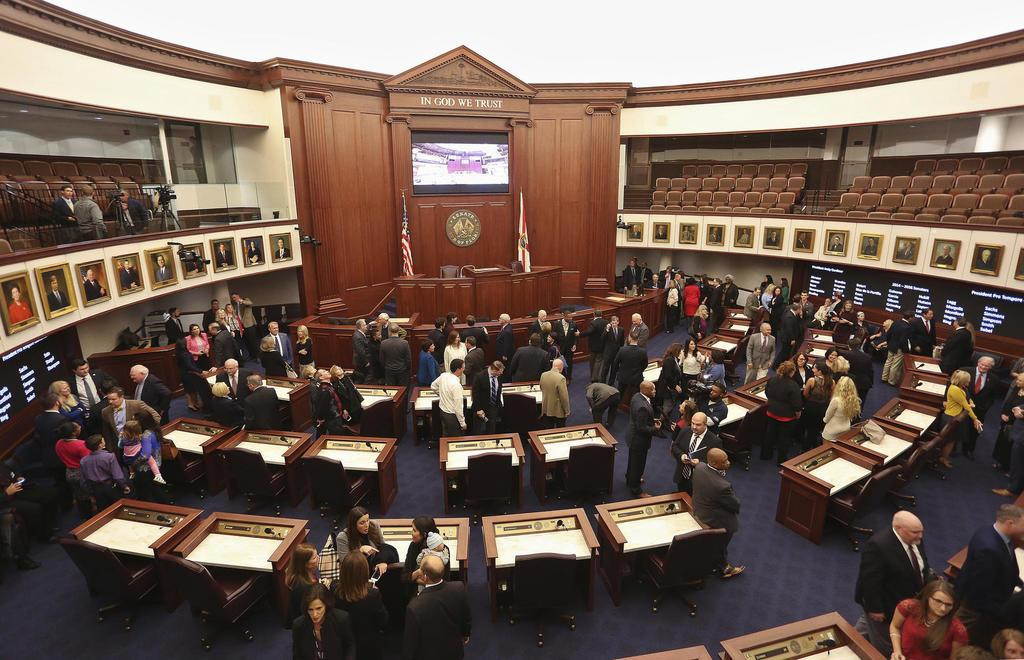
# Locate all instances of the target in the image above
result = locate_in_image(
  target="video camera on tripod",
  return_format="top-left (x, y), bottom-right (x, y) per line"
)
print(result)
top-left (168, 241), bottom-right (210, 272)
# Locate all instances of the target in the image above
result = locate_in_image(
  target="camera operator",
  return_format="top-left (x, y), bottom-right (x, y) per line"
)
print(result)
top-left (112, 190), bottom-right (147, 233)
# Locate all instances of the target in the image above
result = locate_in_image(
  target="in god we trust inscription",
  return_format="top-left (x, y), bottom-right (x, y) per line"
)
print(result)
top-left (446, 210), bottom-right (482, 247)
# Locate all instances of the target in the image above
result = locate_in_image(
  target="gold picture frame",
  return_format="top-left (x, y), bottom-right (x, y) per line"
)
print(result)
top-left (269, 233), bottom-right (294, 262)
top-left (145, 247), bottom-right (178, 290)
top-left (180, 243), bottom-right (207, 280)
top-left (929, 239), bottom-right (961, 270)
top-left (706, 224), bottom-right (725, 247)
top-left (111, 253), bottom-right (145, 296)
top-left (970, 243), bottom-right (1003, 276)
top-left (34, 263), bottom-right (78, 320)
top-left (793, 229), bottom-right (815, 253)
top-left (892, 236), bottom-right (920, 265)
top-left (652, 222), bottom-right (670, 244)
top-left (1015, 248), bottom-right (1024, 282)
top-left (76, 260), bottom-right (111, 307)
top-left (734, 225), bottom-right (754, 248)
top-left (678, 222), bottom-right (698, 245)
top-left (824, 229), bottom-right (850, 256)
top-left (762, 227), bottom-right (784, 251)
top-left (210, 238), bottom-right (237, 272)
top-left (0, 271), bottom-right (40, 334)
top-left (242, 236), bottom-right (266, 267)
top-left (857, 233), bottom-right (884, 261)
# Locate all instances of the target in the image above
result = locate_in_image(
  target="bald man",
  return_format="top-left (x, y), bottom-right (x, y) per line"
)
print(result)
top-left (854, 511), bottom-right (932, 655)
top-left (404, 554), bottom-right (471, 660)
top-left (626, 381), bottom-right (661, 496)
top-left (128, 364), bottom-right (171, 423)
top-left (692, 448), bottom-right (744, 578)
top-left (671, 412), bottom-right (722, 495)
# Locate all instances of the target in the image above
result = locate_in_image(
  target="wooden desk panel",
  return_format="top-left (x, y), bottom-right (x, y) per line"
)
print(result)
top-left (720, 612), bottom-right (883, 660)
top-left (302, 435), bottom-right (398, 514)
top-left (89, 345), bottom-right (182, 396)
top-left (220, 429), bottom-right (312, 505)
top-left (527, 423), bottom-right (617, 501)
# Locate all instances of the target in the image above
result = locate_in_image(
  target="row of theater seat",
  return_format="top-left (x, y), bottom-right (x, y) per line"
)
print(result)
top-left (650, 176), bottom-right (806, 209)
top-left (826, 191), bottom-right (1024, 224)
top-left (0, 158), bottom-right (162, 184)
top-left (847, 173), bottom-right (1024, 197)
top-left (2, 179), bottom-right (151, 208)
top-left (651, 190), bottom-right (798, 213)
top-left (909, 155), bottom-right (1024, 176)
top-left (676, 162), bottom-right (808, 179)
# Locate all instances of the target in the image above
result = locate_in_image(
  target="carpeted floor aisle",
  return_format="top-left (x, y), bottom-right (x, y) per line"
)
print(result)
top-left (0, 326), bottom-right (1009, 659)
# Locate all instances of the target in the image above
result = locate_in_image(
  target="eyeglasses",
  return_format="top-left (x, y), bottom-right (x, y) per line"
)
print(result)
top-left (929, 595), bottom-right (954, 608)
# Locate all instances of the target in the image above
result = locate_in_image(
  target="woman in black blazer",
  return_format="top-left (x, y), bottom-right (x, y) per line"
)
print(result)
top-left (761, 360), bottom-right (804, 465)
top-left (655, 343), bottom-right (683, 418)
top-left (260, 335), bottom-right (289, 378)
top-left (209, 383), bottom-right (244, 427)
top-left (333, 550), bottom-right (389, 660)
top-left (292, 584), bottom-right (356, 660)
top-left (790, 352), bottom-right (813, 388)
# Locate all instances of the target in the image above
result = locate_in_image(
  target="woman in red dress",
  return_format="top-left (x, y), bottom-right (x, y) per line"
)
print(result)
top-left (889, 580), bottom-right (967, 660)
top-left (7, 284), bottom-right (32, 324)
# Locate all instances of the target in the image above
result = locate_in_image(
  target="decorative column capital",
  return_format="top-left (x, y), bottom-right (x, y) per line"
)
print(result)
top-left (385, 114), bottom-right (412, 124)
top-left (508, 118), bottom-right (533, 128)
top-left (294, 88), bottom-right (334, 104)
top-left (585, 103), bottom-right (619, 116)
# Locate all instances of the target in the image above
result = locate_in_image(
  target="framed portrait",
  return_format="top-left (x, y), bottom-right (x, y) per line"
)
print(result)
top-left (970, 244), bottom-right (1003, 276)
top-left (1016, 248), bottom-right (1024, 282)
top-left (793, 229), bottom-right (815, 253)
top-left (0, 271), bottom-right (40, 335)
top-left (824, 229), bottom-right (850, 257)
top-left (111, 253), bottom-right (145, 296)
top-left (180, 243), bottom-right (207, 280)
top-left (242, 236), bottom-right (266, 267)
top-left (929, 239), bottom-right (961, 270)
top-left (734, 225), bottom-right (754, 248)
top-left (626, 223), bottom-right (644, 243)
top-left (678, 222), bottom-right (698, 245)
top-left (145, 247), bottom-right (178, 290)
top-left (762, 227), bottom-right (784, 251)
top-left (706, 224), bottom-right (725, 247)
top-left (652, 222), bottom-right (670, 244)
top-left (210, 238), bottom-right (237, 272)
top-left (857, 233), bottom-right (884, 261)
top-left (892, 236), bottom-right (921, 265)
top-left (269, 233), bottom-right (294, 262)
top-left (76, 260), bottom-right (111, 307)
top-left (34, 264), bottom-right (78, 320)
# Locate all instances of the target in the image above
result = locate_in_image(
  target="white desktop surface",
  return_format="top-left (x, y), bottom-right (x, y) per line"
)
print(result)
top-left (808, 347), bottom-right (828, 357)
top-left (236, 441), bottom-right (289, 466)
top-left (643, 366), bottom-right (662, 382)
top-left (870, 434), bottom-right (914, 464)
top-left (811, 333), bottom-right (832, 341)
top-left (390, 538), bottom-right (461, 570)
top-left (270, 386), bottom-right (292, 402)
top-left (83, 518), bottom-right (170, 557)
top-left (895, 409), bottom-right (937, 430)
top-left (801, 648), bottom-right (860, 660)
top-left (619, 512), bottom-right (701, 553)
top-left (721, 403), bottom-right (748, 427)
top-left (915, 381), bottom-right (946, 396)
top-left (914, 361), bottom-right (942, 374)
top-left (710, 340), bottom-right (737, 351)
top-left (319, 448), bottom-right (379, 471)
top-left (543, 438), bottom-right (606, 462)
top-left (494, 529), bottom-right (590, 568)
top-left (415, 393), bottom-right (473, 411)
top-left (445, 447), bottom-right (518, 471)
top-left (166, 429), bottom-right (209, 454)
top-left (361, 395), bottom-right (393, 409)
top-left (186, 533), bottom-right (279, 572)
top-left (755, 390), bottom-right (767, 400)
top-left (811, 458), bottom-right (871, 495)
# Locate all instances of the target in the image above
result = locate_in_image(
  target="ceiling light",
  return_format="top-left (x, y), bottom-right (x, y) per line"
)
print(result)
top-left (18, 109), bottom-right (27, 113)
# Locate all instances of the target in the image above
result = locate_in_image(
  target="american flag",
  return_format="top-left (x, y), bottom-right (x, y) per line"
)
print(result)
top-left (400, 191), bottom-right (414, 277)
top-left (517, 190), bottom-right (531, 272)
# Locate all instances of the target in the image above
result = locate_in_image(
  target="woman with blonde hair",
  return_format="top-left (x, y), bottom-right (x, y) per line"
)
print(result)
top-left (991, 629), bottom-right (1024, 659)
top-left (823, 376), bottom-right (861, 441)
top-left (48, 380), bottom-right (87, 428)
top-left (443, 330), bottom-right (467, 384)
top-left (832, 355), bottom-right (850, 382)
top-left (690, 304), bottom-right (709, 341)
top-left (295, 324), bottom-right (314, 371)
top-left (940, 369), bottom-right (983, 468)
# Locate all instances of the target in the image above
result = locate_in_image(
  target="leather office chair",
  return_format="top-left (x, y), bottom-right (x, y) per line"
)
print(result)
top-left (59, 537), bottom-right (159, 630)
top-left (641, 529), bottom-right (727, 616)
top-left (827, 464), bottom-right (903, 550)
top-left (440, 265), bottom-right (459, 278)
top-left (160, 452), bottom-right (207, 499)
top-left (302, 455), bottom-right (370, 529)
top-left (509, 553), bottom-right (577, 647)
top-left (158, 554), bottom-right (269, 650)
top-left (428, 399), bottom-right (444, 449)
top-left (888, 434), bottom-right (944, 506)
top-left (719, 404), bottom-right (764, 471)
top-left (357, 401), bottom-right (393, 439)
top-left (465, 452), bottom-right (514, 524)
top-left (929, 412), bottom-right (965, 478)
top-left (500, 393), bottom-right (541, 441)
top-left (564, 444), bottom-right (614, 502)
top-left (221, 448), bottom-right (287, 515)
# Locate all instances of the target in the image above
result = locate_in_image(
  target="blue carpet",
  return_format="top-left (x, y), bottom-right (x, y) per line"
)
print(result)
top-left (1, 327), bottom-right (1007, 658)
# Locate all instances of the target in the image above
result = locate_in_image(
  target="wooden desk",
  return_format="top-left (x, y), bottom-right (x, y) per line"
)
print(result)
top-left (805, 328), bottom-right (836, 343)
top-left (795, 339), bottom-right (836, 362)
top-left (172, 512), bottom-right (308, 624)
top-left (720, 611), bottom-right (884, 660)
top-left (697, 334), bottom-right (739, 357)
top-left (220, 429), bottom-right (312, 505)
top-left (898, 370), bottom-right (949, 406)
top-left (355, 385), bottom-right (407, 440)
top-left (264, 376), bottom-right (312, 431)
top-left (481, 509), bottom-right (599, 622)
top-left (88, 344), bottom-right (182, 396)
top-left (70, 499), bottom-right (203, 610)
top-left (832, 420), bottom-right (917, 467)
top-left (721, 316), bottom-right (753, 335)
top-left (617, 647), bottom-right (713, 660)
top-left (440, 433), bottom-right (525, 512)
top-left (595, 492), bottom-right (700, 605)
top-left (410, 384), bottom-right (471, 444)
top-left (902, 353), bottom-right (943, 377)
top-left (776, 444), bottom-right (876, 544)
top-left (161, 418), bottom-right (236, 494)
top-left (394, 265), bottom-right (562, 321)
top-left (527, 423), bottom-right (617, 501)
top-left (873, 397), bottom-right (943, 438)
top-left (733, 375), bottom-right (770, 407)
top-left (301, 435), bottom-right (398, 514)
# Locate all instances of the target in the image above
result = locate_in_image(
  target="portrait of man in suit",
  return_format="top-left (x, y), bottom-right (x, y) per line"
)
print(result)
top-left (1016, 248), bottom-right (1024, 282)
top-left (930, 240), bottom-right (960, 269)
top-left (112, 255), bottom-right (142, 294)
top-left (707, 224), bottom-right (724, 246)
top-left (858, 234), bottom-right (882, 260)
top-left (793, 229), bottom-right (814, 252)
top-left (626, 223), bottom-right (643, 242)
top-left (734, 226), bottom-right (753, 248)
top-left (970, 245), bottom-right (1002, 276)
top-left (892, 237), bottom-right (919, 265)
top-left (679, 223), bottom-right (697, 245)
top-left (825, 230), bottom-right (848, 256)
top-left (212, 240), bottom-right (235, 271)
top-left (36, 266), bottom-right (77, 320)
top-left (147, 249), bottom-right (177, 288)
top-left (270, 234), bottom-right (292, 262)
top-left (653, 222), bottom-right (669, 243)
top-left (763, 228), bottom-right (782, 250)
top-left (77, 262), bottom-right (110, 305)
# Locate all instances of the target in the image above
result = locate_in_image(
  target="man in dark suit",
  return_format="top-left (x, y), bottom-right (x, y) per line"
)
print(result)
top-left (311, 369), bottom-right (349, 436)
top-left (939, 317), bottom-right (974, 375)
top-left (272, 237), bottom-right (290, 260)
top-left (671, 412), bottom-right (722, 495)
top-left (243, 375), bottom-right (282, 430)
top-left (708, 278), bottom-right (725, 331)
top-left (528, 309), bottom-right (549, 338)
top-left (470, 362), bottom-right (504, 434)
top-left (853, 511), bottom-right (932, 656)
top-left (955, 505), bottom-right (1024, 645)
top-left (613, 334), bottom-right (648, 397)
top-left (33, 393), bottom-right (70, 506)
top-left (202, 299), bottom-right (220, 333)
top-left (772, 304), bottom-right (804, 369)
top-left (81, 267), bottom-right (107, 302)
top-left (352, 319), bottom-right (372, 383)
top-left (963, 356), bottom-right (1000, 457)
top-left (507, 334), bottom-right (550, 382)
top-left (214, 243), bottom-right (233, 268)
top-left (909, 308), bottom-right (937, 356)
top-left (51, 184), bottom-right (77, 226)
top-left (552, 314), bottom-right (579, 382)
top-left (165, 307), bottom-right (185, 345)
top-left (581, 310), bottom-right (609, 384)
top-left (459, 315), bottom-right (488, 348)
top-left (428, 317), bottom-right (447, 366)
top-left (692, 448), bottom-right (745, 578)
top-left (882, 310), bottom-right (914, 386)
top-left (70, 358), bottom-right (113, 433)
top-left (380, 324), bottom-right (412, 386)
top-left (494, 314), bottom-right (514, 366)
top-left (839, 348), bottom-right (874, 403)
top-left (622, 258), bottom-right (643, 292)
top-left (625, 381), bottom-right (660, 496)
top-left (42, 274), bottom-right (69, 312)
top-left (462, 336), bottom-right (487, 386)
top-left (117, 259), bottom-right (140, 290)
top-left (129, 364), bottom-right (171, 424)
top-left (403, 554), bottom-right (471, 660)
top-left (265, 321), bottom-right (294, 365)
top-left (602, 315), bottom-right (625, 385)
top-left (209, 323), bottom-right (237, 368)
top-left (215, 359), bottom-right (254, 402)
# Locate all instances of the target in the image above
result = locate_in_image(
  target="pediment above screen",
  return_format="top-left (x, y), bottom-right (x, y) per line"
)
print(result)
top-left (385, 46), bottom-right (536, 98)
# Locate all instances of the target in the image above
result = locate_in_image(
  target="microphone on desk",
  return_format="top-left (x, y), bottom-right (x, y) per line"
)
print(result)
top-left (365, 441), bottom-right (373, 449)
top-left (666, 503), bottom-right (676, 512)
top-left (817, 638), bottom-right (838, 656)
top-left (555, 519), bottom-right (566, 529)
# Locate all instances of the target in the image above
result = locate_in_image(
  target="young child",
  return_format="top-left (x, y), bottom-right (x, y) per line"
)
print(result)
top-left (414, 532), bottom-right (449, 592)
top-left (119, 420), bottom-right (166, 485)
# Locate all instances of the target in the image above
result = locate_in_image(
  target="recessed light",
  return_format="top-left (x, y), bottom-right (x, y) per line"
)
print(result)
top-left (18, 109), bottom-right (27, 113)
top-left (94, 116), bottom-right (103, 120)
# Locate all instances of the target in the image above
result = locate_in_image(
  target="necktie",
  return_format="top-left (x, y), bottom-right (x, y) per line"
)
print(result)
top-left (908, 544), bottom-right (923, 586)
top-left (682, 434), bottom-right (702, 479)
top-left (230, 374), bottom-right (237, 395)
top-left (82, 376), bottom-right (97, 406)
top-left (924, 320), bottom-right (929, 332)
top-left (135, 380), bottom-right (143, 400)
top-left (490, 375), bottom-right (499, 405)
top-left (275, 334), bottom-right (283, 355)
top-left (975, 374), bottom-right (983, 394)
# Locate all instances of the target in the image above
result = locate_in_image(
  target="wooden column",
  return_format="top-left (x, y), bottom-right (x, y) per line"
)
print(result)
top-left (584, 103), bottom-right (620, 294)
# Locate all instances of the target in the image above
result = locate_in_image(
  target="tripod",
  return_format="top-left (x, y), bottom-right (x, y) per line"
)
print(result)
top-left (107, 195), bottom-right (136, 235)
top-left (154, 200), bottom-right (181, 232)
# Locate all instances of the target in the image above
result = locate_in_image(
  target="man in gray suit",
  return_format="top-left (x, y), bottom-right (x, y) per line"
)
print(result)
top-left (626, 381), bottom-right (661, 496)
top-left (73, 184), bottom-right (105, 240)
top-left (380, 323), bottom-right (411, 386)
top-left (629, 313), bottom-right (650, 348)
top-left (692, 448), bottom-right (745, 578)
top-left (744, 323), bottom-right (776, 383)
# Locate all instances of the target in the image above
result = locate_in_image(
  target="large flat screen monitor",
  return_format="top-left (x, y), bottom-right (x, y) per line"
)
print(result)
top-left (411, 131), bottom-right (509, 195)
top-left (0, 334), bottom-right (67, 423)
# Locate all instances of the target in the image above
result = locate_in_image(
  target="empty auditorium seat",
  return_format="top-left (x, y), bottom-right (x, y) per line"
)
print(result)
top-left (950, 193), bottom-right (980, 215)
top-left (740, 164), bottom-right (758, 178)
top-left (876, 193), bottom-right (903, 213)
top-left (685, 178), bottom-right (702, 192)
top-left (742, 191), bottom-right (761, 208)
top-left (756, 192), bottom-right (779, 213)
top-left (680, 191), bottom-right (698, 212)
top-left (939, 214), bottom-right (968, 224)
top-left (867, 211), bottom-right (892, 219)
top-left (121, 163), bottom-right (145, 180)
top-left (756, 164), bottom-right (774, 178)
top-left (848, 176), bottom-right (871, 193)
top-left (669, 177), bottom-right (685, 191)
top-left (100, 163), bottom-right (124, 178)
top-left (975, 174), bottom-right (1004, 194)
top-left (681, 165), bottom-right (698, 178)
top-left (51, 161), bottom-right (79, 178)
top-left (979, 156), bottom-right (1008, 174)
top-left (1007, 156), bottom-right (1024, 173)
top-left (665, 201), bottom-right (681, 211)
top-left (888, 176), bottom-right (911, 193)
top-left (711, 191), bottom-right (730, 210)
top-left (735, 177), bottom-right (753, 192)
top-left (914, 213), bottom-right (940, 223)
top-left (650, 204), bottom-right (665, 210)
top-left (767, 177), bottom-right (786, 193)
top-left (933, 159), bottom-right (958, 175)
top-left (999, 174), bottom-right (1024, 196)
top-left (696, 165), bottom-right (712, 178)
top-left (774, 192), bottom-right (797, 213)
top-left (77, 162), bottom-right (103, 177)
top-left (23, 160), bottom-right (52, 178)
top-left (967, 214), bottom-right (996, 225)
top-left (867, 176), bottom-right (891, 194)
top-left (912, 159), bottom-right (936, 175)
top-left (10, 174), bottom-right (38, 182)
top-left (997, 195), bottom-right (1024, 219)
top-left (997, 216), bottom-right (1024, 227)
top-left (0, 160), bottom-right (25, 176)
top-left (926, 175), bottom-right (955, 195)
top-left (701, 177), bottom-right (718, 191)
top-left (751, 177), bottom-right (769, 193)
top-left (718, 177), bottom-right (736, 192)
top-left (711, 165), bottom-right (727, 178)
top-left (922, 193), bottom-right (954, 216)
top-left (665, 191), bottom-right (682, 207)
top-left (652, 191), bottom-right (667, 206)
top-left (955, 158), bottom-right (982, 175)
top-left (950, 175), bottom-right (979, 196)
top-left (790, 163), bottom-right (808, 177)
top-left (654, 178), bottom-right (671, 191)
top-left (727, 191), bottom-right (745, 208)
top-left (732, 205), bottom-right (750, 213)
top-left (906, 176), bottom-right (932, 194)
top-left (773, 164), bottom-right (791, 178)
top-left (786, 177), bottom-right (805, 193)
top-left (725, 164), bottom-right (742, 178)
top-left (826, 209), bottom-right (848, 217)
top-left (855, 193), bottom-right (881, 212)
top-left (696, 191), bottom-right (714, 211)
top-left (835, 192), bottom-right (860, 212)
